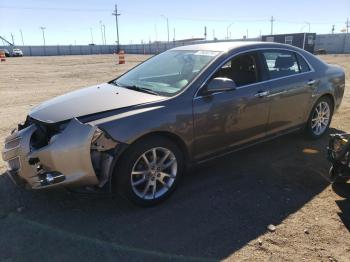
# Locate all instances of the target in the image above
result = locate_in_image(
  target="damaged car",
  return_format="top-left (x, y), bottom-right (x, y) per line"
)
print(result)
top-left (2, 42), bottom-right (345, 206)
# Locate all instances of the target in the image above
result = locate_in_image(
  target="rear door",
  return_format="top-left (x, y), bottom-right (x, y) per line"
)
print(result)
top-left (258, 50), bottom-right (315, 134)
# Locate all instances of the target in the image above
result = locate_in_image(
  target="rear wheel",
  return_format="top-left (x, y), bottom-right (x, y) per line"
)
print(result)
top-left (306, 97), bottom-right (333, 139)
top-left (113, 136), bottom-right (184, 206)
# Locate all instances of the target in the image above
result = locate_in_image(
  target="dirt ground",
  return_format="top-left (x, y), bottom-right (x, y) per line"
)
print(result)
top-left (0, 54), bottom-right (349, 262)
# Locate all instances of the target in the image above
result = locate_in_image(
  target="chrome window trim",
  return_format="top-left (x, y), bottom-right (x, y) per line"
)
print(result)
top-left (194, 47), bottom-right (315, 99)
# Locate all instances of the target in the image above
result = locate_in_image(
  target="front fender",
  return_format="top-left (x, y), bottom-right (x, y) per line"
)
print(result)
top-left (87, 102), bottom-right (194, 156)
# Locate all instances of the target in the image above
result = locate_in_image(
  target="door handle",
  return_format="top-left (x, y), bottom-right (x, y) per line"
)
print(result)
top-left (307, 79), bottom-right (316, 86)
top-left (255, 91), bottom-right (269, 98)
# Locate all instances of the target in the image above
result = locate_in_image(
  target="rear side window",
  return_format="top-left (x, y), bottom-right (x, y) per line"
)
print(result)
top-left (261, 50), bottom-right (300, 79)
top-left (296, 53), bottom-right (311, 73)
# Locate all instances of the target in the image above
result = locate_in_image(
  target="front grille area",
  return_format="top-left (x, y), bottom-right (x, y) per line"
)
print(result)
top-left (5, 138), bottom-right (20, 150)
top-left (8, 157), bottom-right (20, 171)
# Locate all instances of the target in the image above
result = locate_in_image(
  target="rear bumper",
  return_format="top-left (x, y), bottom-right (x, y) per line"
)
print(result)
top-left (1, 118), bottom-right (99, 189)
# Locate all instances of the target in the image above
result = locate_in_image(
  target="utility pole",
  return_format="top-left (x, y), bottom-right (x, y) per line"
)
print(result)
top-left (20, 29), bottom-right (24, 45)
top-left (90, 27), bottom-right (94, 44)
top-left (204, 26), bottom-right (207, 40)
top-left (346, 18), bottom-right (349, 33)
top-left (11, 33), bottom-right (15, 45)
top-left (40, 27), bottom-right (46, 46)
top-left (332, 25), bottom-right (335, 34)
top-left (270, 16), bottom-right (275, 35)
top-left (173, 28), bottom-right (176, 42)
top-left (112, 4), bottom-right (121, 51)
top-left (246, 29), bottom-right (249, 38)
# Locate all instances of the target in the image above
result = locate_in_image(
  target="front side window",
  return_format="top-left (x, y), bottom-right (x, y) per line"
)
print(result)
top-left (114, 50), bottom-right (219, 96)
top-left (261, 50), bottom-right (300, 79)
top-left (212, 53), bottom-right (260, 87)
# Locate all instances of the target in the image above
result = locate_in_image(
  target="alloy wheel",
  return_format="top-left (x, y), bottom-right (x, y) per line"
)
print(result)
top-left (311, 101), bottom-right (330, 135)
top-left (130, 147), bottom-right (177, 200)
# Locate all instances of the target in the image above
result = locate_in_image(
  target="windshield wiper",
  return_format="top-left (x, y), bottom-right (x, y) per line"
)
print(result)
top-left (115, 82), bottom-right (159, 96)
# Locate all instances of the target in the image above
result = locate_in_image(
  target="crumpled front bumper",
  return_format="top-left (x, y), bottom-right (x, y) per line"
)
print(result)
top-left (1, 118), bottom-right (99, 189)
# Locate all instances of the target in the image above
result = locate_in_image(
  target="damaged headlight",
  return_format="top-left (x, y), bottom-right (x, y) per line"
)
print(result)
top-left (90, 128), bottom-right (118, 187)
top-left (90, 128), bottom-right (118, 151)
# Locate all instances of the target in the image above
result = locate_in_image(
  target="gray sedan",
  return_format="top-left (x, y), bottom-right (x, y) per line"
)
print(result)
top-left (2, 42), bottom-right (345, 206)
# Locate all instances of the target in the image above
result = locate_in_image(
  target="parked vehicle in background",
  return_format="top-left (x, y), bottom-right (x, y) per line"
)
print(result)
top-left (12, 48), bottom-right (23, 57)
top-left (1, 42), bottom-right (345, 206)
top-left (0, 49), bottom-right (10, 57)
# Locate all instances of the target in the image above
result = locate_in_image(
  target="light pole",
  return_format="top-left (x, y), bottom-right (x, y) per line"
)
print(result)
top-left (40, 27), bottom-right (46, 46)
top-left (20, 29), bottom-right (24, 45)
top-left (99, 21), bottom-right (104, 45)
top-left (154, 24), bottom-right (158, 42)
top-left (161, 15), bottom-right (170, 42)
top-left (103, 24), bottom-right (106, 45)
top-left (305, 21), bottom-right (311, 32)
top-left (226, 23), bottom-right (234, 40)
top-left (11, 33), bottom-right (15, 45)
top-left (300, 22), bottom-right (311, 33)
top-left (90, 27), bottom-right (94, 44)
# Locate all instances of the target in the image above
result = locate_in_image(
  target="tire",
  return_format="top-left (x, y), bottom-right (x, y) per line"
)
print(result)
top-left (305, 96), bottom-right (333, 139)
top-left (330, 165), bottom-right (349, 184)
top-left (113, 136), bottom-right (184, 207)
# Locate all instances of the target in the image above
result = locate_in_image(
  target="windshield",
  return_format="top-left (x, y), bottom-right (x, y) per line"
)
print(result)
top-left (113, 50), bottom-right (219, 96)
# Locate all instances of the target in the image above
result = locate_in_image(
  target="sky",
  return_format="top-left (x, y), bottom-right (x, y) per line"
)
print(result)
top-left (0, 0), bottom-right (349, 46)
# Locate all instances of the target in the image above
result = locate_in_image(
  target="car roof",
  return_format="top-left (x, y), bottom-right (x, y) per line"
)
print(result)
top-left (172, 41), bottom-right (295, 52)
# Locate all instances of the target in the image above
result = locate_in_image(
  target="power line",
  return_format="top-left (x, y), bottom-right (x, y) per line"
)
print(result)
top-left (0, 5), bottom-right (110, 12)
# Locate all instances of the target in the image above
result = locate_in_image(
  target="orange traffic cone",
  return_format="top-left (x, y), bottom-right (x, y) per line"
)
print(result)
top-left (0, 51), bottom-right (6, 62)
top-left (118, 50), bottom-right (125, 64)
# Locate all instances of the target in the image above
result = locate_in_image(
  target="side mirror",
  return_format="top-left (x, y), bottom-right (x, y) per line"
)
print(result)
top-left (204, 77), bottom-right (237, 95)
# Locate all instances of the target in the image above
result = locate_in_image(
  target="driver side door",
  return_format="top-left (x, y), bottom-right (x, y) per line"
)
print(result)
top-left (193, 52), bottom-right (271, 160)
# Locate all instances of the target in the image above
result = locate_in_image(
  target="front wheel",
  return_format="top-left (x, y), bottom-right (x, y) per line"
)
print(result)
top-left (305, 97), bottom-right (333, 139)
top-left (113, 136), bottom-right (184, 206)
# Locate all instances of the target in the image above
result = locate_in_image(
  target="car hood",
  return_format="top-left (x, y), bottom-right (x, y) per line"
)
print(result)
top-left (29, 83), bottom-right (166, 123)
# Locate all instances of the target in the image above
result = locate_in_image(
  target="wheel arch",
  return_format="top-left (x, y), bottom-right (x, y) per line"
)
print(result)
top-left (318, 93), bottom-right (335, 111)
top-left (115, 131), bottom-right (191, 168)
top-left (307, 93), bottom-right (335, 120)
